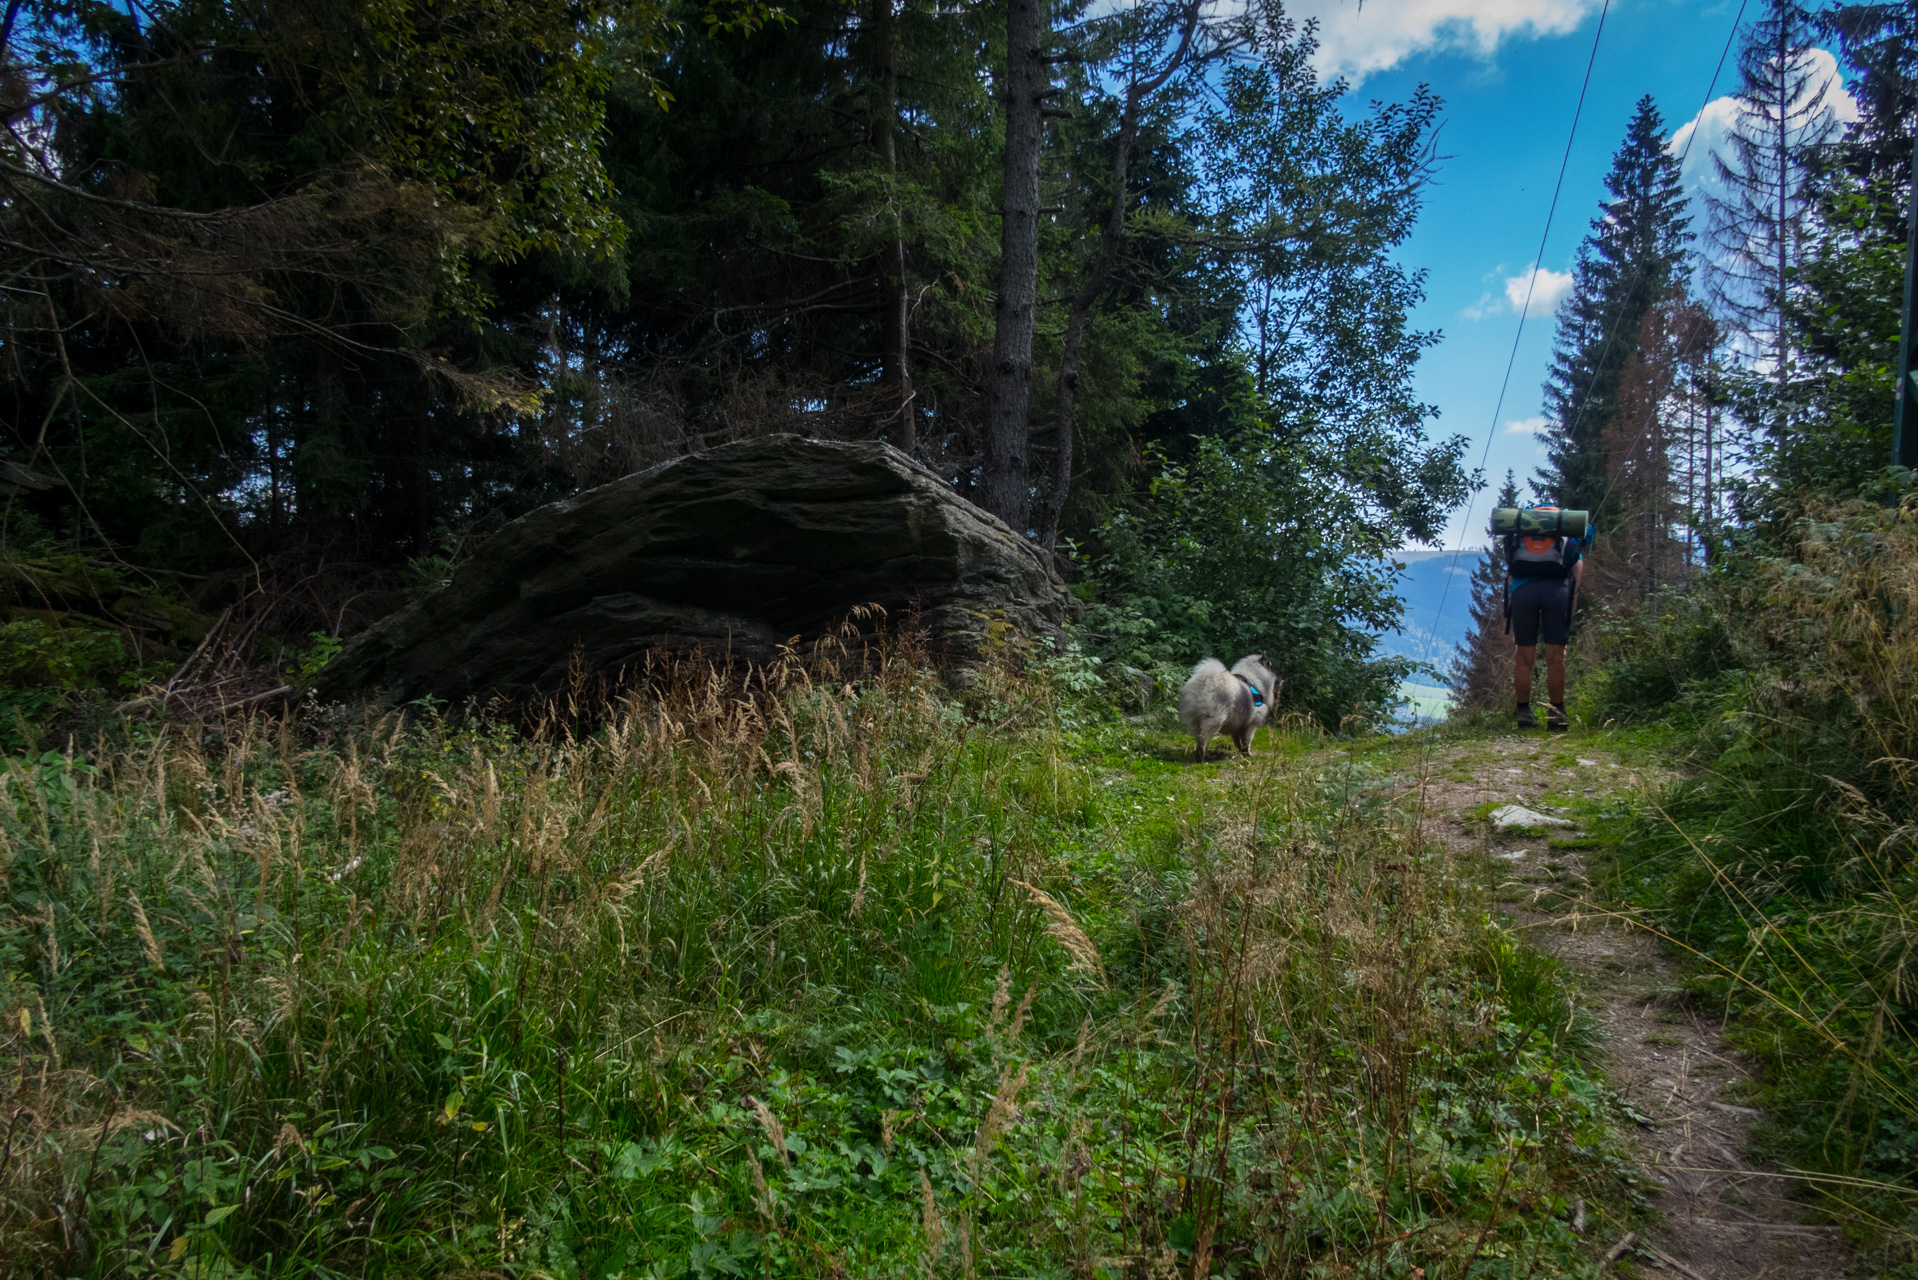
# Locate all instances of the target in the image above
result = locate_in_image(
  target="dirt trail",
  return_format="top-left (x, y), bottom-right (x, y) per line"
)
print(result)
top-left (1400, 736), bottom-right (1856, 1279)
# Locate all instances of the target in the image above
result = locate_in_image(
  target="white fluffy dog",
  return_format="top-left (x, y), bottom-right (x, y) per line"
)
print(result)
top-left (1178, 653), bottom-right (1280, 762)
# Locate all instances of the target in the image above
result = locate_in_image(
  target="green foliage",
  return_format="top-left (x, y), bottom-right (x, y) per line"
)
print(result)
top-left (1720, 2), bottom-right (1914, 511)
top-left (5, 0), bottom-right (1469, 678)
top-left (1539, 96), bottom-right (1692, 519)
top-left (1591, 504), bottom-right (1918, 1240)
top-left (1084, 431), bottom-right (1441, 728)
top-left (284, 632), bottom-right (346, 685)
top-left (0, 653), bottom-right (1633, 1276)
top-left (1470, 917), bottom-right (1601, 1065)
top-left (0, 618), bottom-right (150, 750)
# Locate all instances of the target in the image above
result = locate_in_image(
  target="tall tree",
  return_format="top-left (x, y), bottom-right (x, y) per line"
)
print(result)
top-left (0, 0), bottom-right (667, 625)
top-left (1449, 472), bottom-right (1521, 713)
top-left (871, 0), bottom-right (915, 451)
top-left (1038, 0), bottom-right (1202, 551)
top-left (1588, 296), bottom-right (1716, 607)
top-left (1739, 1), bottom-right (1916, 497)
top-left (1539, 96), bottom-right (1693, 520)
top-left (1701, 0), bottom-right (1841, 438)
top-left (0, 0), bottom-right (1472, 708)
top-left (980, 0), bottom-right (1053, 529)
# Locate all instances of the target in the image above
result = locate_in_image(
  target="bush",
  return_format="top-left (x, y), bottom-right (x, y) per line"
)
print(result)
top-left (0, 616), bottom-right (151, 749)
top-left (1082, 432), bottom-right (1420, 729)
top-left (1594, 500), bottom-right (1918, 1239)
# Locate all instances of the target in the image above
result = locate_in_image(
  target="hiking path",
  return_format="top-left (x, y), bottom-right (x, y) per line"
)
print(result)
top-left (1395, 731), bottom-right (1855, 1279)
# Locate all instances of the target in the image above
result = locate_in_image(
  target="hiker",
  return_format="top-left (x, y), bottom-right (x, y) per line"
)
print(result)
top-left (1502, 505), bottom-right (1588, 732)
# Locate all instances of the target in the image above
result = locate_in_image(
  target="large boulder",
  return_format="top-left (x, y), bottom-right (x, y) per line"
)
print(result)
top-left (315, 435), bottom-right (1067, 705)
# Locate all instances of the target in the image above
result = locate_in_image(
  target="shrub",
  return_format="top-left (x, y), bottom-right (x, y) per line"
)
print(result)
top-left (1082, 432), bottom-right (1420, 729)
top-left (1596, 500), bottom-right (1918, 1241)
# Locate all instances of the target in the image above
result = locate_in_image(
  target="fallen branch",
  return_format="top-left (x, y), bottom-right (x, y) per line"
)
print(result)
top-left (1601, 1232), bottom-right (1636, 1265)
top-left (214, 685), bottom-right (293, 716)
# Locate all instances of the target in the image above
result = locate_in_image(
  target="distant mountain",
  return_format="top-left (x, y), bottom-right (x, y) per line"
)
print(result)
top-left (1376, 547), bottom-right (1486, 673)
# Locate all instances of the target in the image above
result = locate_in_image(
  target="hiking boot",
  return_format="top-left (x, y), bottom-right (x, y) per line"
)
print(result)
top-left (1514, 703), bottom-right (1538, 731)
top-left (1546, 703), bottom-right (1570, 733)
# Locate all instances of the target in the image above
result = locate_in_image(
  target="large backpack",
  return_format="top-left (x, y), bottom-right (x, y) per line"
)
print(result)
top-left (1501, 506), bottom-right (1576, 580)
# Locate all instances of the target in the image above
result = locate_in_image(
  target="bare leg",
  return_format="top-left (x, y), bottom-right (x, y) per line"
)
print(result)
top-left (1545, 644), bottom-right (1567, 705)
top-left (1515, 645), bottom-right (1537, 705)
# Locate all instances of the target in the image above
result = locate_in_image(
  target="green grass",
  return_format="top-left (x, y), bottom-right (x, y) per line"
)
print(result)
top-left (0, 647), bottom-right (1637, 1278)
top-left (1570, 509), bottom-right (1918, 1261)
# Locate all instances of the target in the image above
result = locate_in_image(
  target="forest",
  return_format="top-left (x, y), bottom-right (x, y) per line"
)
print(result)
top-left (0, 0), bottom-right (1916, 1275)
top-left (0, 0), bottom-right (1473, 725)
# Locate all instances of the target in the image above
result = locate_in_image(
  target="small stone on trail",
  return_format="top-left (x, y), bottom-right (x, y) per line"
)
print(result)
top-left (1490, 804), bottom-right (1573, 831)
top-left (1494, 849), bottom-right (1529, 862)
top-left (1577, 758), bottom-right (1599, 767)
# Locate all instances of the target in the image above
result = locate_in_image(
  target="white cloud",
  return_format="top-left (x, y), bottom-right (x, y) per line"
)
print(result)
top-left (1504, 262), bottom-right (1574, 316)
top-left (1287, 0), bottom-right (1602, 82)
top-left (1461, 290), bottom-right (1496, 320)
top-left (1667, 48), bottom-right (1860, 205)
top-left (1504, 416), bottom-right (1548, 435)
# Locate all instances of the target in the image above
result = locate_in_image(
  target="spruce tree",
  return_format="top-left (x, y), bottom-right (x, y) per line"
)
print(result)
top-left (1702, 0), bottom-right (1841, 440)
top-left (1539, 96), bottom-right (1693, 520)
top-left (1448, 472), bottom-right (1521, 712)
top-left (1750, 3), bottom-right (1916, 496)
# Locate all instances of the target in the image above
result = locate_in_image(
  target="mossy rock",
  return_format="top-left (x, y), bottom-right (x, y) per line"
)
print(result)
top-left (317, 435), bottom-right (1069, 705)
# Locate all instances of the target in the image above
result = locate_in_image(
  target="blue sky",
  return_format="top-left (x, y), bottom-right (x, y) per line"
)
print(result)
top-left (1279, 0), bottom-right (1857, 667)
top-left (1292, 0), bottom-right (1765, 552)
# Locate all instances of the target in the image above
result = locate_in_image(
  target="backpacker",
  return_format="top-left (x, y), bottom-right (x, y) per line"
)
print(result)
top-left (1493, 506), bottom-right (1586, 580)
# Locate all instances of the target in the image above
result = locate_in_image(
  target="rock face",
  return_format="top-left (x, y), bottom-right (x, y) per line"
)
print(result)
top-left (316, 435), bottom-right (1067, 705)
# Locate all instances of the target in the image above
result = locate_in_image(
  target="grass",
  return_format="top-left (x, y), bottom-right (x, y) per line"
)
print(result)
top-left (1575, 504), bottom-right (1918, 1264)
top-left (0, 634), bottom-right (1638, 1278)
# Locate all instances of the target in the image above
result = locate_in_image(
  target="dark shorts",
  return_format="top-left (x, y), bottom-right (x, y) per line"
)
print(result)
top-left (1510, 575), bottom-right (1572, 647)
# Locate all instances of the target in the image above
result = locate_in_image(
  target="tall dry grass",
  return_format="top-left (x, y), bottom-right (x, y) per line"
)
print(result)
top-left (1596, 499), bottom-right (1918, 1252)
top-left (0, 627), bottom-right (1624, 1276)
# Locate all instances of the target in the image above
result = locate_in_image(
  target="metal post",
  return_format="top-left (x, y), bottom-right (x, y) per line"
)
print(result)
top-left (1895, 123), bottom-right (1918, 467)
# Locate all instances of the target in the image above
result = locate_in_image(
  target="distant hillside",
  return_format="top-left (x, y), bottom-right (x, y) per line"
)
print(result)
top-left (1378, 548), bottom-right (1484, 672)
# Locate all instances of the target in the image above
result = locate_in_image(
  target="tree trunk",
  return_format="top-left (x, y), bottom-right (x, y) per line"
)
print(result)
top-left (1036, 2), bottom-right (1197, 552)
top-left (1773, 17), bottom-right (1789, 438)
top-left (980, 0), bottom-right (1046, 530)
top-left (414, 373), bottom-right (433, 555)
top-left (1038, 111), bottom-right (1135, 551)
top-left (873, 0), bottom-right (914, 452)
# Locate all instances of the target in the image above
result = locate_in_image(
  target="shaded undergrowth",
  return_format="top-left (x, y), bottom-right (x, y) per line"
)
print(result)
top-left (0, 634), bottom-right (1629, 1277)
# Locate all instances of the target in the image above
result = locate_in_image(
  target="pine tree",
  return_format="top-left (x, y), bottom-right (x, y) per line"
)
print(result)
top-left (1448, 472), bottom-right (1521, 712)
top-left (1702, 0), bottom-right (1841, 441)
top-left (1539, 96), bottom-right (1693, 521)
top-left (1747, 3), bottom-right (1916, 496)
top-left (1588, 298), bottom-right (1716, 607)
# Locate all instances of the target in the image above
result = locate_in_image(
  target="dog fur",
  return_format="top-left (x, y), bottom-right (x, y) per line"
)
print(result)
top-left (1178, 653), bottom-right (1280, 762)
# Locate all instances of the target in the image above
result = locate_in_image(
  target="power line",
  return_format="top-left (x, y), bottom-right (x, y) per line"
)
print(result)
top-left (1590, 0), bottom-right (1750, 519)
top-left (1421, 0), bottom-right (1611, 664)
top-left (1421, 0), bottom-right (1752, 694)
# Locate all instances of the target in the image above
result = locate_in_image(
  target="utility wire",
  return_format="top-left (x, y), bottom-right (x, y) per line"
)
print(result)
top-left (1421, 0), bottom-right (1610, 669)
top-left (1421, 0), bottom-right (1750, 694)
top-left (1589, 0), bottom-right (1750, 519)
